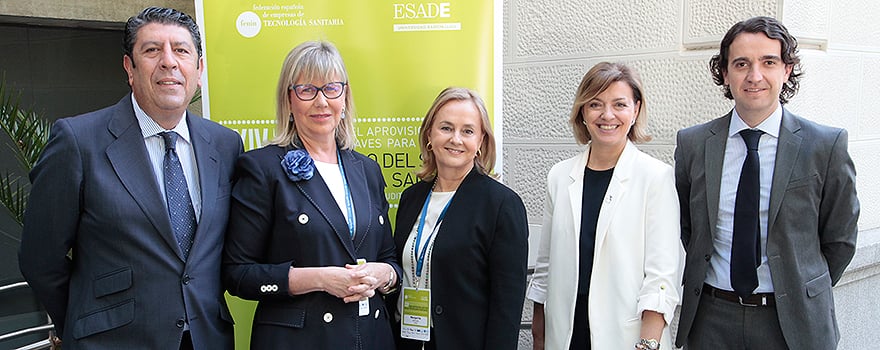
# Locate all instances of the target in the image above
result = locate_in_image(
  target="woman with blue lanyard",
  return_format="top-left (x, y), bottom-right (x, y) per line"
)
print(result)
top-left (222, 40), bottom-right (401, 349)
top-left (389, 87), bottom-right (529, 350)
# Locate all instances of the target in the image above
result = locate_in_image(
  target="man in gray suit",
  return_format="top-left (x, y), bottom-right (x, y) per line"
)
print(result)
top-left (674, 16), bottom-right (859, 350)
top-left (18, 7), bottom-right (241, 349)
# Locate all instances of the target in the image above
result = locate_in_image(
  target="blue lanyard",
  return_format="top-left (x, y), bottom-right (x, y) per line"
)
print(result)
top-left (337, 150), bottom-right (355, 238)
top-left (414, 188), bottom-right (452, 277)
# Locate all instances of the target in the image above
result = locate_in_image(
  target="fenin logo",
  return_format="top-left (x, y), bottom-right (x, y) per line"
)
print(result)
top-left (236, 11), bottom-right (261, 38)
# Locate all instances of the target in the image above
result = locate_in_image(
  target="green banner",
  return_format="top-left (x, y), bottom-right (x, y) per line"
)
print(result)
top-left (195, 1), bottom-right (496, 348)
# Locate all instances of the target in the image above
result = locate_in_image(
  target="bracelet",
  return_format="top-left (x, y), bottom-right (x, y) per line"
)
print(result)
top-left (635, 338), bottom-right (660, 350)
top-left (380, 265), bottom-right (397, 294)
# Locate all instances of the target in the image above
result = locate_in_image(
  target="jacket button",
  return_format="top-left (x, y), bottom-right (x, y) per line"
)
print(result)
top-left (704, 254), bottom-right (711, 261)
top-left (433, 305), bottom-right (443, 315)
top-left (176, 319), bottom-right (185, 328)
top-left (323, 312), bottom-right (333, 323)
top-left (182, 275), bottom-right (191, 285)
top-left (694, 288), bottom-right (701, 295)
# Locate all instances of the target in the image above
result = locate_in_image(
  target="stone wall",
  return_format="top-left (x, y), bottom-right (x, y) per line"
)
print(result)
top-left (503, 0), bottom-right (880, 348)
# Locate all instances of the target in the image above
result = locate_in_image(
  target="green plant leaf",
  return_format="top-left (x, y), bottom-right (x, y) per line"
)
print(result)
top-left (0, 172), bottom-right (26, 226)
top-left (0, 75), bottom-right (51, 230)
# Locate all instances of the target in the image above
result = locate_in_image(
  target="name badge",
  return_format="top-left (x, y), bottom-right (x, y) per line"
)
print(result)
top-left (357, 259), bottom-right (369, 316)
top-left (401, 287), bottom-right (431, 341)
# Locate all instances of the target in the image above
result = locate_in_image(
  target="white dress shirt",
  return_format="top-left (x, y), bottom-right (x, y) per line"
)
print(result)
top-left (706, 105), bottom-right (782, 293)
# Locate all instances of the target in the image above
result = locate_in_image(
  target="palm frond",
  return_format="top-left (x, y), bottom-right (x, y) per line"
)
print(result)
top-left (0, 76), bottom-right (51, 230)
top-left (0, 79), bottom-right (51, 170)
top-left (0, 172), bottom-right (27, 226)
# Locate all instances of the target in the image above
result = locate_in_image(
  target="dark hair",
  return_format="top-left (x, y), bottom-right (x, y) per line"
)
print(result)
top-left (123, 7), bottom-right (202, 62)
top-left (709, 16), bottom-right (802, 104)
top-left (569, 62), bottom-right (651, 144)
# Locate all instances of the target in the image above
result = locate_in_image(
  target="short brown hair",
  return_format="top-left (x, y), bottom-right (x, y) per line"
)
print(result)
top-left (569, 62), bottom-right (651, 144)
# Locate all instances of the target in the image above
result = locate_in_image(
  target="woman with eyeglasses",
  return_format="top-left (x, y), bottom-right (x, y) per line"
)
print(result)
top-left (387, 87), bottom-right (529, 350)
top-left (222, 40), bottom-right (400, 349)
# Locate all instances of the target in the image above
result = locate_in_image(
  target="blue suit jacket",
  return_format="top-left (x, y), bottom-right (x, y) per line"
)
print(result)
top-left (222, 145), bottom-right (401, 350)
top-left (674, 109), bottom-right (859, 349)
top-left (19, 95), bottom-right (242, 349)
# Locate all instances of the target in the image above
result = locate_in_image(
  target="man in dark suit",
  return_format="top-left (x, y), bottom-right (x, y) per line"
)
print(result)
top-left (18, 7), bottom-right (241, 349)
top-left (674, 16), bottom-right (859, 350)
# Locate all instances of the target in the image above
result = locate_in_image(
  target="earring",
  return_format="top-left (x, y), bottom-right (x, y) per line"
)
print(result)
top-left (289, 113), bottom-right (294, 122)
top-left (476, 149), bottom-right (482, 157)
top-left (426, 141), bottom-right (433, 151)
top-left (631, 118), bottom-right (636, 125)
top-left (341, 108), bottom-right (346, 119)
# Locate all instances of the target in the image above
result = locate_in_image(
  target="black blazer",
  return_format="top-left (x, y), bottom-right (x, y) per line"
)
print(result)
top-left (222, 145), bottom-right (401, 350)
top-left (19, 95), bottom-right (241, 349)
top-left (390, 169), bottom-right (529, 350)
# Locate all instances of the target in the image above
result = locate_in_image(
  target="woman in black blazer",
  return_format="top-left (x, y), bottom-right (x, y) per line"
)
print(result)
top-left (390, 87), bottom-right (529, 349)
top-left (222, 41), bottom-right (401, 349)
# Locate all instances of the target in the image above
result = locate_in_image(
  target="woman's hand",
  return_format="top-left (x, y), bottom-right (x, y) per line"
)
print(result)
top-left (287, 263), bottom-right (395, 302)
top-left (287, 266), bottom-right (370, 300)
top-left (323, 266), bottom-right (376, 301)
top-left (343, 262), bottom-right (395, 302)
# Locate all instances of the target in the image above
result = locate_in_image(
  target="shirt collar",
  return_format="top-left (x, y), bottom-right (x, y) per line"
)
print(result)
top-left (131, 94), bottom-right (191, 143)
top-left (728, 104), bottom-right (782, 138)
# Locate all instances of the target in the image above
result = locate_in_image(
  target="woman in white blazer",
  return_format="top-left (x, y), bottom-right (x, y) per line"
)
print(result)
top-left (527, 62), bottom-right (681, 350)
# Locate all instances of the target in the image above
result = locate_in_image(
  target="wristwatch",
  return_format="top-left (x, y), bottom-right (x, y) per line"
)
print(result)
top-left (636, 338), bottom-right (660, 350)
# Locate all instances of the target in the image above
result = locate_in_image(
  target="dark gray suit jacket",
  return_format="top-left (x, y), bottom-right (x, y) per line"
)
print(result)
top-left (19, 95), bottom-right (242, 349)
top-left (673, 109), bottom-right (859, 349)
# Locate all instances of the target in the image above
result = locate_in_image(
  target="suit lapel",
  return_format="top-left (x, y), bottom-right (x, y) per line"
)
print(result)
top-left (342, 150), bottom-right (374, 254)
top-left (188, 115), bottom-right (220, 258)
top-left (704, 114), bottom-right (731, 232)
top-left (566, 149), bottom-right (589, 241)
top-left (294, 152), bottom-right (357, 260)
top-left (104, 96), bottom-right (182, 260)
top-left (395, 181), bottom-right (430, 253)
top-left (593, 142), bottom-right (634, 254)
top-left (768, 109), bottom-right (802, 232)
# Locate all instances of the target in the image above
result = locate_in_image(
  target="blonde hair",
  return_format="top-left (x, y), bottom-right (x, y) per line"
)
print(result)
top-left (569, 62), bottom-right (651, 144)
top-left (269, 41), bottom-right (357, 149)
top-left (416, 87), bottom-right (497, 181)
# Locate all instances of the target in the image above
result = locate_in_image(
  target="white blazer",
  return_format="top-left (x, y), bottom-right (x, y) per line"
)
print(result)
top-left (527, 141), bottom-right (682, 349)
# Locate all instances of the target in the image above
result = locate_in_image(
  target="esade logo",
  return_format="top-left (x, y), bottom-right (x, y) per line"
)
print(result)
top-left (392, 2), bottom-right (451, 19)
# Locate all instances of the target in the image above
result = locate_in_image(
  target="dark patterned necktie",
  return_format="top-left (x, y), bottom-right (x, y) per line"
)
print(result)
top-left (160, 131), bottom-right (197, 260)
top-left (731, 129), bottom-right (763, 299)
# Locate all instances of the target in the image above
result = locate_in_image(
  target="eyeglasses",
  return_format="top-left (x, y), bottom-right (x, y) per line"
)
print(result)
top-left (288, 82), bottom-right (347, 101)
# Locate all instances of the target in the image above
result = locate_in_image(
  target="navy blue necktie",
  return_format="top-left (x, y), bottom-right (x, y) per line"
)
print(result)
top-left (160, 131), bottom-right (197, 260)
top-left (731, 129), bottom-right (763, 299)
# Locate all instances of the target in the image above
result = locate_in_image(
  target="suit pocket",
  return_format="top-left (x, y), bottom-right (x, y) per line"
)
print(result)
top-left (254, 304), bottom-right (306, 328)
top-left (805, 270), bottom-right (832, 298)
top-left (786, 173), bottom-right (818, 190)
top-left (94, 267), bottom-right (132, 298)
top-left (72, 299), bottom-right (135, 339)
